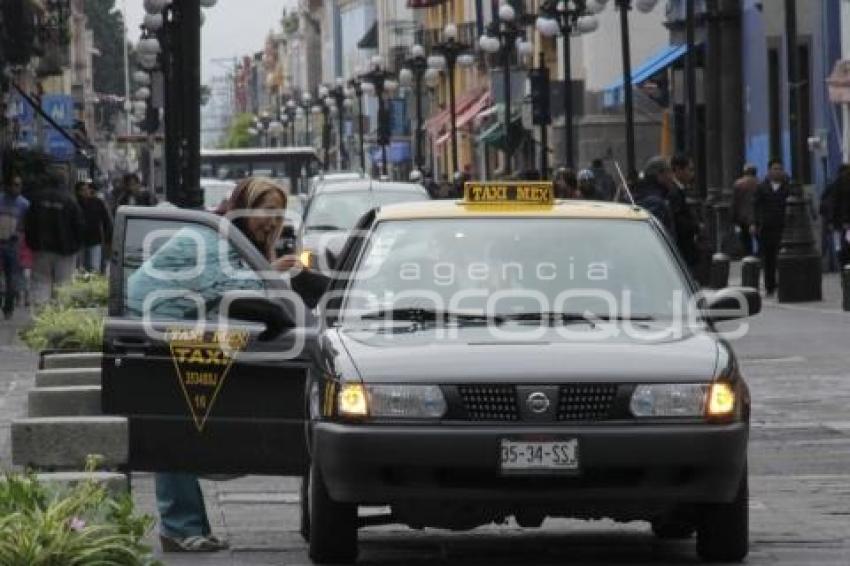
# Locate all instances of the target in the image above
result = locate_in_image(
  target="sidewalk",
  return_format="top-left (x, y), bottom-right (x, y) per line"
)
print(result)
top-left (728, 261), bottom-right (846, 314)
top-left (0, 308), bottom-right (37, 472)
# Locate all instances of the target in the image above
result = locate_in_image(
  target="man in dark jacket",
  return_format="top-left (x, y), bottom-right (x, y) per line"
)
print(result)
top-left (831, 164), bottom-right (850, 266)
top-left (635, 156), bottom-right (676, 237)
top-left (74, 180), bottom-right (113, 273)
top-left (668, 154), bottom-right (700, 270)
top-left (732, 164), bottom-right (759, 256)
top-left (753, 159), bottom-right (790, 296)
top-left (24, 168), bottom-right (85, 305)
top-left (590, 158), bottom-right (617, 201)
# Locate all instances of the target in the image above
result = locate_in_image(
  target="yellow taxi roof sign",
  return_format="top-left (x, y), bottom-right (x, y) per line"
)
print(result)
top-left (464, 181), bottom-right (554, 205)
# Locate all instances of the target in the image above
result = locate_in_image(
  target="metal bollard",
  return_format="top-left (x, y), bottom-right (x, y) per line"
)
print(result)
top-left (741, 256), bottom-right (762, 290)
top-left (843, 265), bottom-right (850, 312)
top-left (710, 253), bottom-right (731, 289)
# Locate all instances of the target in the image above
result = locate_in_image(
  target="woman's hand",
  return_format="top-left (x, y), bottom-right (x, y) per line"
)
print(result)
top-left (272, 255), bottom-right (303, 273)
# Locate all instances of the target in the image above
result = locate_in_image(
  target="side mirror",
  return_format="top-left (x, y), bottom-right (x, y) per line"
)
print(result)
top-left (221, 291), bottom-right (295, 340)
top-left (702, 286), bottom-right (762, 322)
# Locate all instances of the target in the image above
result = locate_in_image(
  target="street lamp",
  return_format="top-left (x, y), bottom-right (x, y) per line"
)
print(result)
top-left (347, 75), bottom-right (368, 173)
top-left (399, 44), bottom-right (430, 173)
top-left (317, 85), bottom-right (334, 170)
top-left (536, 0), bottom-right (603, 169)
top-left (429, 24), bottom-right (476, 177)
top-left (480, 2), bottom-right (533, 177)
top-left (326, 78), bottom-right (352, 170)
top-left (360, 55), bottom-right (398, 178)
top-left (285, 98), bottom-right (297, 146)
top-left (299, 91), bottom-right (313, 146)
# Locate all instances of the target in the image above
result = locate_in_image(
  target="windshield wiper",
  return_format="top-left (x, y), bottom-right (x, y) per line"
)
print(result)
top-left (306, 224), bottom-right (343, 232)
top-left (502, 312), bottom-right (656, 325)
top-left (359, 307), bottom-right (505, 325)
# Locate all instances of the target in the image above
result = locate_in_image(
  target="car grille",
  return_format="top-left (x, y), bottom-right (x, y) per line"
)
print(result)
top-left (455, 384), bottom-right (621, 422)
top-left (557, 384), bottom-right (618, 421)
top-left (458, 385), bottom-right (519, 421)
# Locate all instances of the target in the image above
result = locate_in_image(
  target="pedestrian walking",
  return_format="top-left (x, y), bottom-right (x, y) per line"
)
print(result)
top-left (832, 164), bottom-right (850, 266)
top-left (590, 158), bottom-right (617, 201)
top-left (110, 173), bottom-right (156, 215)
top-left (576, 169), bottom-right (600, 200)
top-left (753, 159), bottom-right (791, 296)
top-left (668, 154), bottom-right (700, 270)
top-left (0, 175), bottom-right (30, 319)
top-left (23, 168), bottom-right (85, 305)
top-left (732, 164), bottom-right (759, 256)
top-left (634, 156), bottom-right (676, 237)
top-left (74, 180), bottom-right (112, 273)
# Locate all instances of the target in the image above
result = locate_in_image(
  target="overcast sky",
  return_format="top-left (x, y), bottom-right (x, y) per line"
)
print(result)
top-left (121, 0), bottom-right (295, 82)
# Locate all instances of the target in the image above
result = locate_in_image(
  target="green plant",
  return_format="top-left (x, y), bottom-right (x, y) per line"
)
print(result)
top-left (0, 458), bottom-right (161, 565)
top-left (54, 272), bottom-right (110, 309)
top-left (19, 305), bottom-right (104, 352)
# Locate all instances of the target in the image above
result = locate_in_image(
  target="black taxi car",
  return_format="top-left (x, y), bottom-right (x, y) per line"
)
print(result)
top-left (103, 183), bottom-right (759, 565)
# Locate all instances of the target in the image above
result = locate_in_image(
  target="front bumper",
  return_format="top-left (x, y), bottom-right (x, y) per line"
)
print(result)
top-left (314, 422), bottom-right (748, 508)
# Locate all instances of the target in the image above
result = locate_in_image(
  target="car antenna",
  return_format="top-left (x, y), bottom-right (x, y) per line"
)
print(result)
top-left (613, 161), bottom-right (637, 207)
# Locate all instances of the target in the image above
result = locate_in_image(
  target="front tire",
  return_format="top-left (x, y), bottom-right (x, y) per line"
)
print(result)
top-left (696, 473), bottom-right (749, 563)
top-left (308, 463), bottom-right (357, 564)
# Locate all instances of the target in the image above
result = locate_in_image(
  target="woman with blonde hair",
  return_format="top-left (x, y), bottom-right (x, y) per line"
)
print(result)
top-left (156, 177), bottom-right (329, 552)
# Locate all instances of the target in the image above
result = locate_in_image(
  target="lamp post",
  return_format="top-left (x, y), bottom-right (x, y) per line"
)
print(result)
top-left (361, 56), bottom-right (399, 178)
top-left (429, 24), bottom-right (475, 177)
top-left (326, 77), bottom-right (352, 170)
top-left (480, 3), bottom-right (534, 177)
top-left (284, 98), bottom-right (297, 146)
top-left (299, 91), bottom-right (313, 146)
top-left (317, 85), bottom-right (333, 171)
top-left (611, 0), bottom-right (660, 179)
top-left (399, 44), bottom-right (429, 173)
top-left (347, 76), bottom-right (367, 172)
top-left (535, 1), bottom-right (603, 169)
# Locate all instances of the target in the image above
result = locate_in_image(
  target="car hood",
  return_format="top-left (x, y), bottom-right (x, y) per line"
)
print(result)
top-left (335, 324), bottom-right (721, 384)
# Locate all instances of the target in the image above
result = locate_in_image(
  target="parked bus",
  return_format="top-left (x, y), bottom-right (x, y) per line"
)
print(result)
top-left (200, 147), bottom-right (321, 195)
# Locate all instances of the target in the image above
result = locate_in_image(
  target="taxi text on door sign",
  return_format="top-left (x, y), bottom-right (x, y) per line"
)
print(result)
top-left (166, 329), bottom-right (250, 432)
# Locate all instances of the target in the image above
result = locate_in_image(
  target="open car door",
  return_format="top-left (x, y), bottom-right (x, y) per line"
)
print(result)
top-left (102, 206), bottom-right (313, 475)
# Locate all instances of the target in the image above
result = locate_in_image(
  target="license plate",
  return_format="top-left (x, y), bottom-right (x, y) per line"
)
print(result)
top-left (500, 439), bottom-right (579, 473)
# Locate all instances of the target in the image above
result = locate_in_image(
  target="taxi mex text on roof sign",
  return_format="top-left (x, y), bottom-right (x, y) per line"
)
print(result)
top-left (464, 181), bottom-right (554, 205)
top-left (167, 328), bottom-right (250, 432)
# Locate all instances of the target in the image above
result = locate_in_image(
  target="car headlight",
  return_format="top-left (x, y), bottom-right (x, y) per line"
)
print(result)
top-left (630, 384), bottom-right (710, 418)
top-left (707, 382), bottom-right (736, 417)
top-left (337, 384), bottom-right (447, 419)
top-left (338, 383), bottom-right (368, 417)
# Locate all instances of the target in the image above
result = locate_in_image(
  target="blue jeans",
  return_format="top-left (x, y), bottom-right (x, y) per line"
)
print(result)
top-left (155, 473), bottom-right (211, 538)
top-left (1, 239), bottom-right (20, 316)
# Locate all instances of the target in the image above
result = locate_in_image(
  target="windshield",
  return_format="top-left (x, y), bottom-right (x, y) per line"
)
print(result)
top-left (342, 219), bottom-right (691, 323)
top-left (304, 190), bottom-right (428, 232)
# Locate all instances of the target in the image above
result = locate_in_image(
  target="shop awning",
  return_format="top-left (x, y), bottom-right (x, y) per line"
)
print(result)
top-left (456, 92), bottom-right (492, 129)
top-left (358, 22), bottom-right (378, 49)
top-left (435, 131), bottom-right (450, 147)
top-left (425, 88), bottom-right (487, 137)
top-left (477, 110), bottom-right (523, 151)
top-left (602, 43), bottom-right (688, 108)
